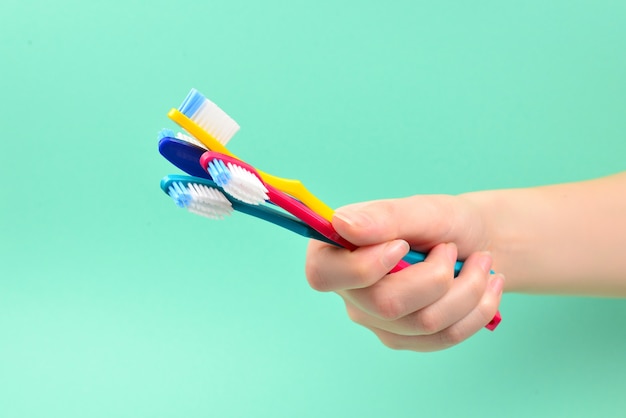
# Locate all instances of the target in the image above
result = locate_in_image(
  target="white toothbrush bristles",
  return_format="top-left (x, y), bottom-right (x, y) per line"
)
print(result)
top-left (221, 162), bottom-right (269, 205)
top-left (191, 99), bottom-right (240, 146)
top-left (169, 182), bottom-right (233, 220)
top-left (175, 132), bottom-right (208, 150)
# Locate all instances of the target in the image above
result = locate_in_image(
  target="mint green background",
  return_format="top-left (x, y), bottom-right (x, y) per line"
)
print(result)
top-left (1, 1), bottom-right (625, 417)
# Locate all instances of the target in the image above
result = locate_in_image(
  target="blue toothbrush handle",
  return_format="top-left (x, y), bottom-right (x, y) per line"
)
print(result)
top-left (161, 175), bottom-right (467, 275)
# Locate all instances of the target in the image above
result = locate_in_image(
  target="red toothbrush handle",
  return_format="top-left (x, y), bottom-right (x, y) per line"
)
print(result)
top-left (485, 312), bottom-right (502, 330)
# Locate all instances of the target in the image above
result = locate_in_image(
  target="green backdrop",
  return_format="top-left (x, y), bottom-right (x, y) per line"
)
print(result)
top-left (2, 1), bottom-right (625, 417)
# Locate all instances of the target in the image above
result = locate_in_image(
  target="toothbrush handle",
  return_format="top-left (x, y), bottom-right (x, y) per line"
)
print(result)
top-left (257, 171), bottom-right (335, 222)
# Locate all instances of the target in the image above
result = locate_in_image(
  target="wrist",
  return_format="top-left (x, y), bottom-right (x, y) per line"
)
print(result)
top-left (459, 188), bottom-right (536, 293)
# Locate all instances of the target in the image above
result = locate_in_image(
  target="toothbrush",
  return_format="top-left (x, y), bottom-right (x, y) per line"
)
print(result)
top-left (199, 151), bottom-right (501, 330)
top-left (167, 88), bottom-right (336, 221)
top-left (161, 174), bottom-right (338, 244)
top-left (162, 175), bottom-right (432, 266)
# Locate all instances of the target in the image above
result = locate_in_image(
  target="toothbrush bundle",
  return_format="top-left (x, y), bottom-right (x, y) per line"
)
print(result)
top-left (157, 88), bottom-right (501, 330)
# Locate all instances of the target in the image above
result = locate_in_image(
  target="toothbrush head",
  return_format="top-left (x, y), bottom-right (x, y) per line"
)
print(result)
top-left (165, 180), bottom-right (233, 219)
top-left (159, 127), bottom-right (208, 150)
top-left (202, 152), bottom-right (269, 205)
top-left (158, 136), bottom-right (212, 179)
top-left (178, 88), bottom-right (240, 146)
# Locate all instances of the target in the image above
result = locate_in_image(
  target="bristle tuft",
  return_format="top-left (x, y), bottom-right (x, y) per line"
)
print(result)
top-left (158, 128), bottom-right (176, 140)
top-left (179, 89), bottom-right (240, 146)
top-left (205, 158), bottom-right (268, 204)
top-left (167, 182), bottom-right (192, 208)
top-left (223, 162), bottom-right (269, 205)
top-left (207, 159), bottom-right (232, 187)
top-left (175, 132), bottom-right (208, 150)
top-left (169, 181), bottom-right (233, 220)
top-left (186, 183), bottom-right (233, 219)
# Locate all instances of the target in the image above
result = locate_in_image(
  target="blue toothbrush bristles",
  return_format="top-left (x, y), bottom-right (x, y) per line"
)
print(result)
top-left (168, 182), bottom-right (192, 208)
top-left (179, 88), bottom-right (205, 117)
top-left (207, 159), bottom-right (232, 187)
top-left (168, 181), bottom-right (233, 219)
top-left (158, 128), bottom-right (176, 140)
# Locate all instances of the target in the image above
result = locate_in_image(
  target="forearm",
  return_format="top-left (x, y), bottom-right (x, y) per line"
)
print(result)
top-left (463, 172), bottom-right (626, 296)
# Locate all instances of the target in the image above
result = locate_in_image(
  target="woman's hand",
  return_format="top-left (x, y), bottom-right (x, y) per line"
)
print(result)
top-left (305, 195), bottom-right (504, 352)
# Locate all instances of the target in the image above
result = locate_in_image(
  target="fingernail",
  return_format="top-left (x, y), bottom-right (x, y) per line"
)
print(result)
top-left (381, 240), bottom-right (410, 270)
top-left (446, 242), bottom-right (458, 263)
top-left (333, 210), bottom-right (372, 229)
top-left (478, 252), bottom-right (493, 273)
top-left (489, 273), bottom-right (505, 296)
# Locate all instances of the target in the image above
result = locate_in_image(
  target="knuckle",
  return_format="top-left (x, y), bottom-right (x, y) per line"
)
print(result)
top-left (304, 260), bottom-right (331, 292)
top-left (466, 274), bottom-right (488, 301)
top-left (370, 290), bottom-right (405, 320)
top-left (356, 257), bottom-right (391, 288)
top-left (440, 326), bottom-right (467, 347)
top-left (430, 261), bottom-right (449, 279)
top-left (435, 271), bottom-right (454, 293)
top-left (413, 309), bottom-right (442, 335)
top-left (428, 264), bottom-right (454, 292)
top-left (352, 263), bottom-right (375, 286)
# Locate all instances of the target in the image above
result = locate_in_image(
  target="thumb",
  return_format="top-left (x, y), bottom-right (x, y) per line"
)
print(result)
top-left (332, 196), bottom-right (459, 248)
top-left (332, 199), bottom-right (409, 247)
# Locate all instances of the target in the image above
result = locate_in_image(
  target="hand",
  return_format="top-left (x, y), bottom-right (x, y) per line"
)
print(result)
top-left (305, 195), bottom-right (505, 352)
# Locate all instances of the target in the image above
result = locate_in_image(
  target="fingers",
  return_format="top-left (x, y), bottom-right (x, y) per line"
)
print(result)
top-left (305, 238), bottom-right (410, 292)
top-left (343, 251), bottom-right (495, 334)
top-left (333, 249), bottom-right (503, 352)
top-left (365, 274), bottom-right (504, 352)
top-left (338, 243), bottom-right (458, 320)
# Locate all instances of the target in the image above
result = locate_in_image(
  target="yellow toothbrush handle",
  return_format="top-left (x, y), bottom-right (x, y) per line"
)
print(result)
top-left (168, 108), bottom-right (335, 221)
top-left (168, 109), bottom-right (234, 157)
top-left (255, 171), bottom-right (335, 221)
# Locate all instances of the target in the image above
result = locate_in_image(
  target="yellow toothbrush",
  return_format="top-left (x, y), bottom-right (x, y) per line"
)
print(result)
top-left (168, 89), bottom-right (335, 221)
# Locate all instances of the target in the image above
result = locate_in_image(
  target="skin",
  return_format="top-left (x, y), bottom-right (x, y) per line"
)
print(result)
top-left (305, 171), bottom-right (626, 352)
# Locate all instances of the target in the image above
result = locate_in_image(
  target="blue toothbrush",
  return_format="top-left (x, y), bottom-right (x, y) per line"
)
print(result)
top-left (161, 174), bottom-right (338, 244)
